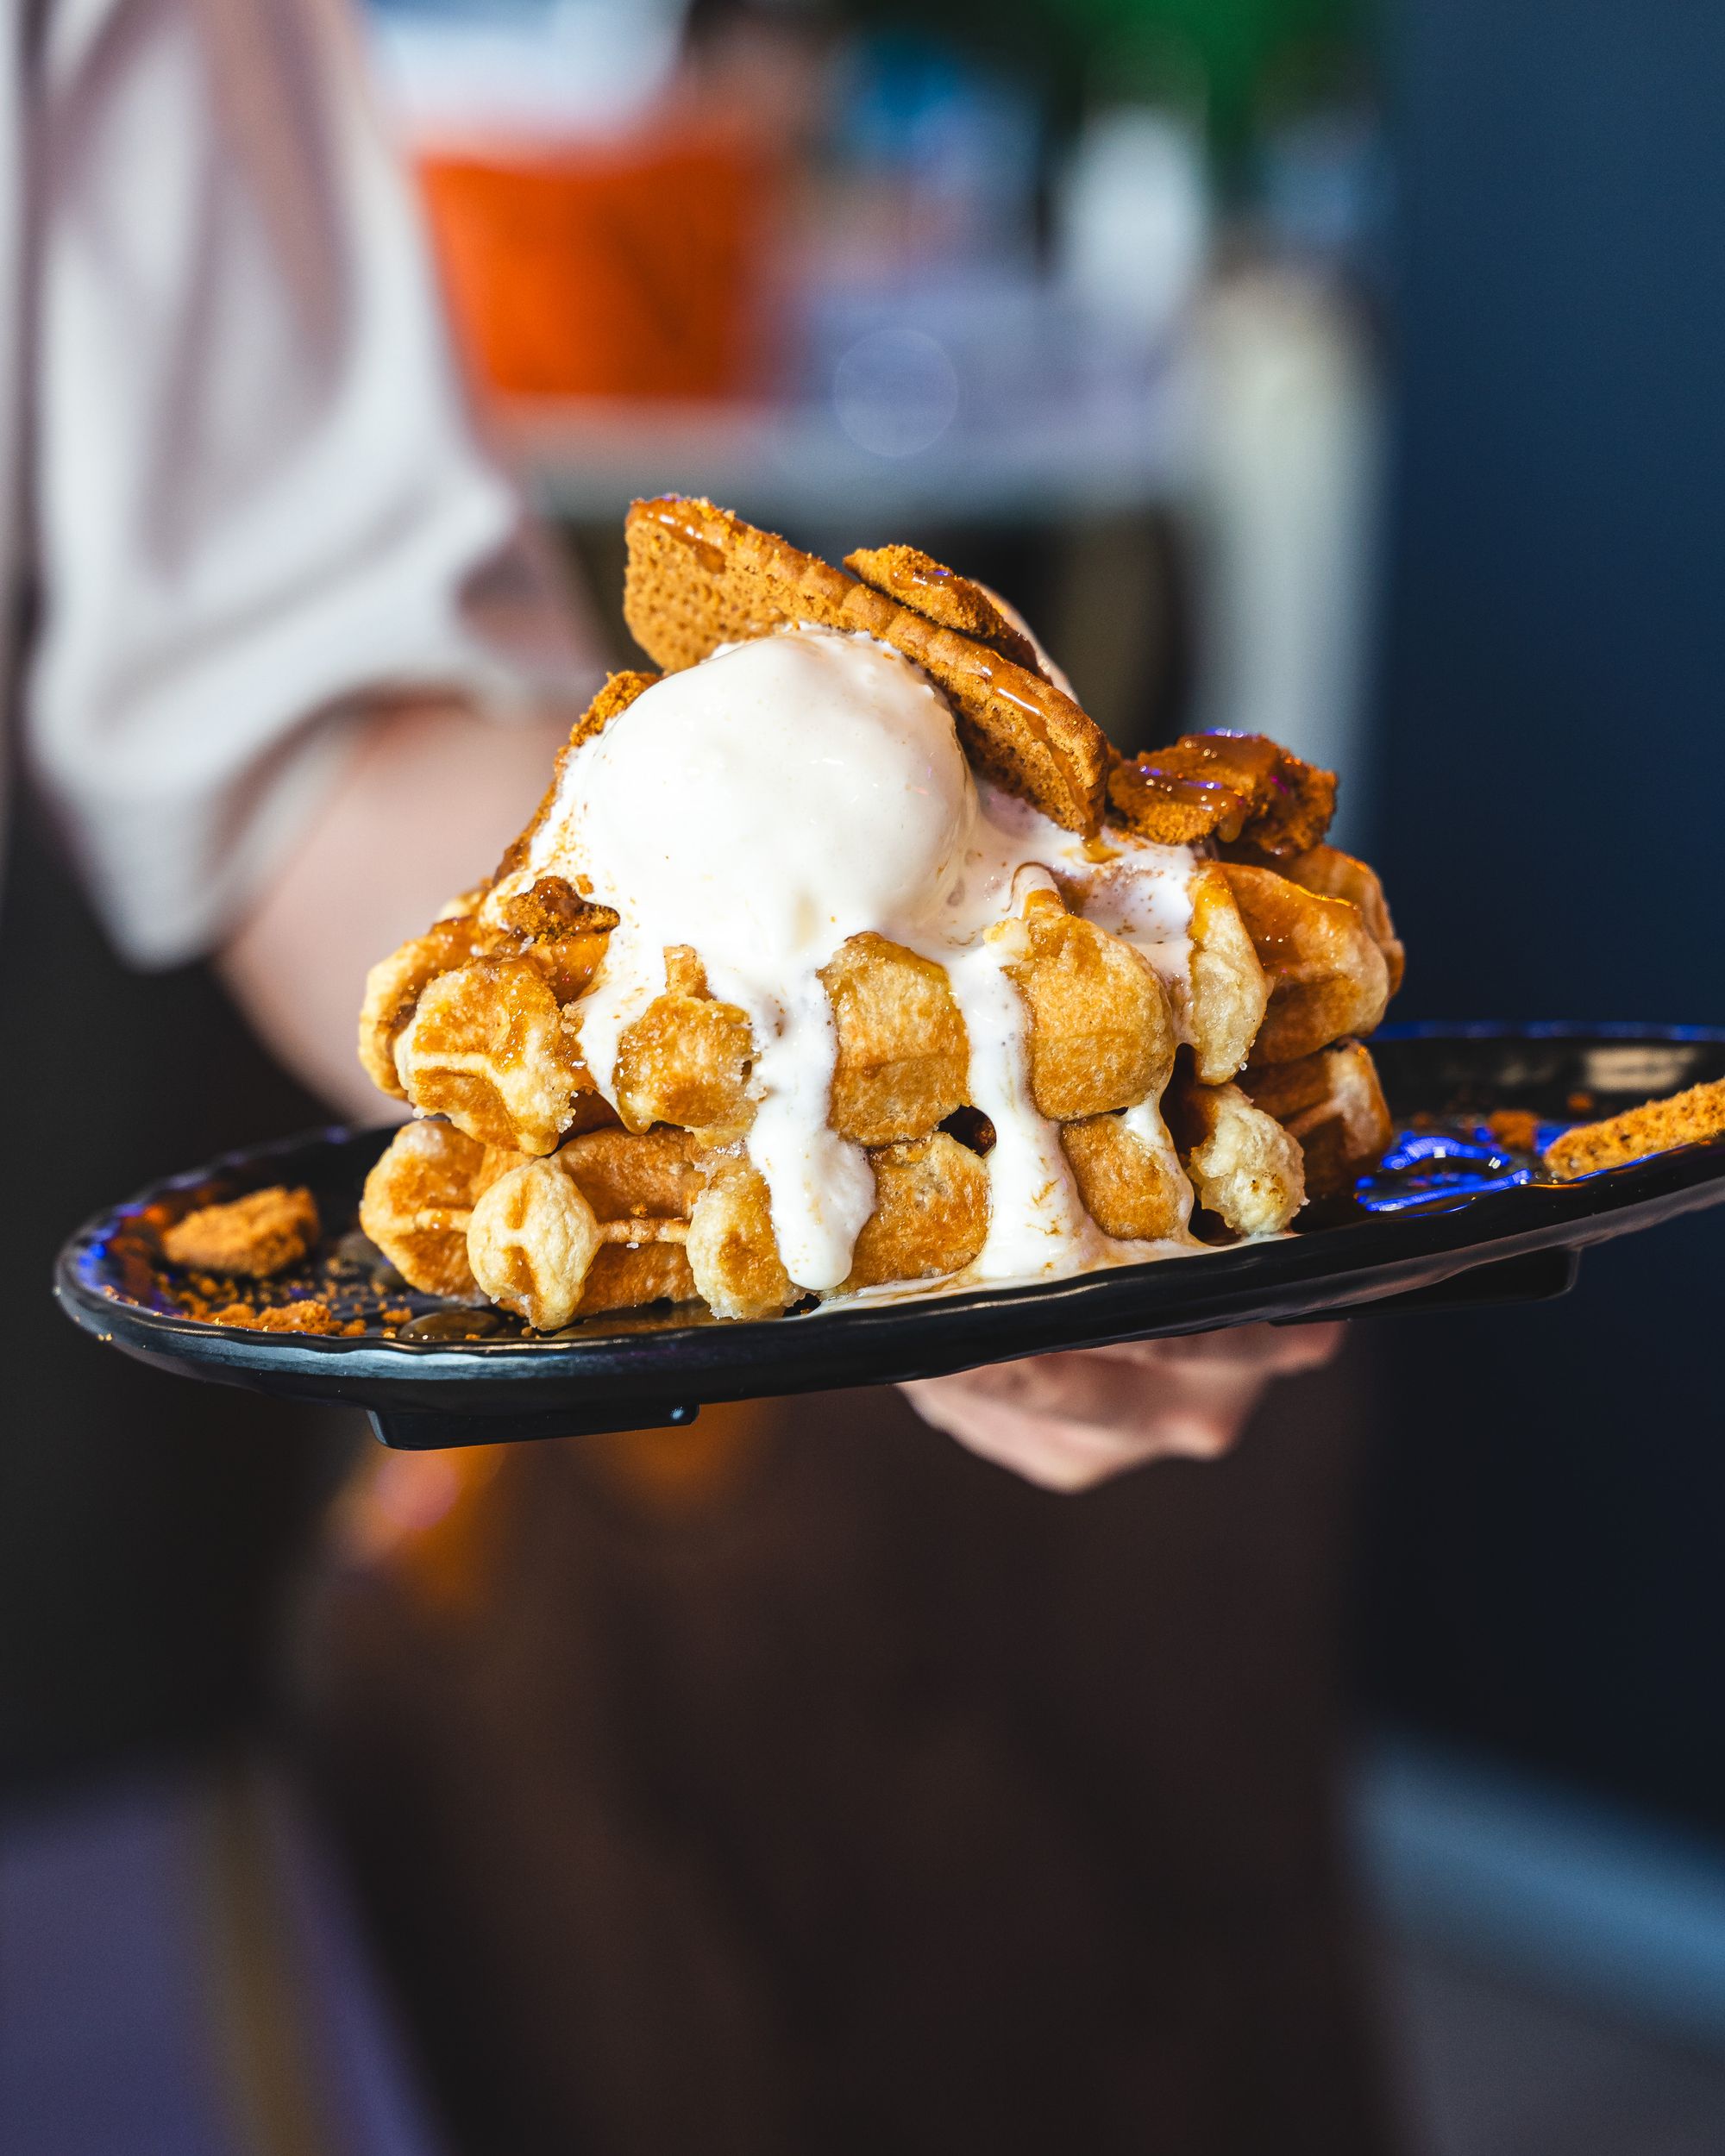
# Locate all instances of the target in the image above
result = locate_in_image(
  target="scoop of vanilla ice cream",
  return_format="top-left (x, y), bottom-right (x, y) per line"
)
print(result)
top-left (570, 628), bottom-right (975, 964)
top-left (530, 628), bottom-right (978, 1294)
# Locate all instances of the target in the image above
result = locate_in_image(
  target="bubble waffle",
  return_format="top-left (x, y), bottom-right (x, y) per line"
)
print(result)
top-left (1226, 842), bottom-right (1403, 999)
top-left (1059, 1106), bottom-right (1192, 1242)
top-left (1239, 1039), bottom-right (1394, 1199)
top-left (823, 934), bottom-right (969, 1145)
top-left (354, 502), bottom-right (1405, 1329)
top-left (613, 946), bottom-right (753, 1138)
top-left (1165, 1072), bottom-right (1308, 1238)
top-left (1004, 887), bottom-right (1176, 1120)
top-left (1220, 862), bottom-right (1392, 1067)
top-left (360, 1119), bottom-right (525, 1300)
top-left (685, 1157), bottom-right (792, 1321)
top-left (1182, 863), bottom-right (1269, 1084)
top-left (368, 1120), bottom-right (700, 1332)
top-left (393, 956), bottom-right (593, 1155)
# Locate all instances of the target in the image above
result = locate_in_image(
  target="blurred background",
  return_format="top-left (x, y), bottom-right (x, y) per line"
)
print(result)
top-left (5, 1), bottom-right (1725, 2152)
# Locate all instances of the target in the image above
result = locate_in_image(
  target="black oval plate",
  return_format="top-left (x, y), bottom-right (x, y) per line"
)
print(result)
top-left (53, 1025), bottom-right (1725, 1449)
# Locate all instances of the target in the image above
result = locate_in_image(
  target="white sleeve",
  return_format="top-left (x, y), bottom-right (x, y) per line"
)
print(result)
top-left (25, 0), bottom-right (602, 967)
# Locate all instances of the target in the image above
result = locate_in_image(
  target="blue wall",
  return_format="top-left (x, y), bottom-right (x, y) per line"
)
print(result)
top-left (1357, 0), bottom-right (1725, 1827)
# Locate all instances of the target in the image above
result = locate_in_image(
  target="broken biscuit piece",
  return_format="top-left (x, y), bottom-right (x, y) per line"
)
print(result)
top-left (161, 1186), bottom-right (320, 1279)
top-left (844, 544), bottom-right (1043, 674)
top-left (495, 876), bottom-right (620, 945)
top-left (1107, 733), bottom-right (1337, 856)
top-left (1545, 1075), bottom-right (1725, 1181)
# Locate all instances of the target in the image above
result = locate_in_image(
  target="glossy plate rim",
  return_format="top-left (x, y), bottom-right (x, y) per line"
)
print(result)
top-left (53, 1022), bottom-right (1725, 1420)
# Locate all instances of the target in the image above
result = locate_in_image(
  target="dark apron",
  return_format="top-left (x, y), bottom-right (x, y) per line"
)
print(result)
top-left (301, 1369), bottom-right (1395, 2156)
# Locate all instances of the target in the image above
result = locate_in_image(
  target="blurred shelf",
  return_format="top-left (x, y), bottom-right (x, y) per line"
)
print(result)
top-left (492, 386), bottom-right (1190, 534)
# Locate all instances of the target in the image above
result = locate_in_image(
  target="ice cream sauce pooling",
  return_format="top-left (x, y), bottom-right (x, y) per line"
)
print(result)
top-left (508, 626), bottom-right (1200, 1294)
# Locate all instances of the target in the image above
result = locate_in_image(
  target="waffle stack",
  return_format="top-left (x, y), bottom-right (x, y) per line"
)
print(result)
top-left (356, 499), bottom-right (1402, 1332)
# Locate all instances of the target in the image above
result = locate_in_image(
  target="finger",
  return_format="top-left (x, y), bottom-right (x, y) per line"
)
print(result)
top-left (1095, 1321), bottom-right (1346, 1377)
top-left (908, 1389), bottom-right (1239, 1489)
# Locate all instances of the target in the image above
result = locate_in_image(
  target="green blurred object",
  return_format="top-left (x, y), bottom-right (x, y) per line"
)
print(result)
top-left (859, 0), bottom-right (1367, 154)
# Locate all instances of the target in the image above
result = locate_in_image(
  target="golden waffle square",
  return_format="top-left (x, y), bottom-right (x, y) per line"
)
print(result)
top-left (1239, 1039), bottom-right (1393, 1199)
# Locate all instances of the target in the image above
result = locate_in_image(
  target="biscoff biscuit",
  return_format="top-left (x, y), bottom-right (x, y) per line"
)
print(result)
top-left (1107, 734), bottom-right (1337, 856)
top-left (1545, 1076), bottom-right (1725, 1181)
top-left (843, 544), bottom-right (1043, 674)
top-left (623, 497), bottom-right (1108, 835)
top-left (161, 1186), bottom-right (320, 1279)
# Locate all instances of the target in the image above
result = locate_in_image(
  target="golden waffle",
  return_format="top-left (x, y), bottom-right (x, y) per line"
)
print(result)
top-left (612, 947), bottom-right (755, 1138)
top-left (1060, 1106), bottom-right (1190, 1242)
top-left (1182, 862), bottom-right (1269, 1084)
top-left (623, 496), bottom-right (1108, 834)
top-left (1003, 887), bottom-right (1176, 1120)
top-left (393, 956), bottom-right (593, 1156)
top-left (1239, 1039), bottom-right (1393, 1198)
top-left (823, 935), bottom-right (969, 1145)
top-left (360, 1120), bottom-right (527, 1300)
top-left (844, 1133), bottom-right (991, 1290)
top-left (1230, 842), bottom-right (1404, 998)
top-left (1166, 1072), bottom-right (1308, 1237)
top-left (467, 1127), bottom-right (700, 1332)
top-left (359, 912), bottom-right (494, 1101)
top-left (1220, 862), bottom-right (1391, 1067)
top-left (686, 1157), bottom-right (794, 1322)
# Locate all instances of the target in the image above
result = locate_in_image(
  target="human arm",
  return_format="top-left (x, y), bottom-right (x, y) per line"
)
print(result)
top-left (24, 0), bottom-right (599, 977)
top-left (215, 693), bottom-right (574, 1121)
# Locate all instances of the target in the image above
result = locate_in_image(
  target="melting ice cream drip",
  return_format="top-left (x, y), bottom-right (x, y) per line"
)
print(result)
top-left (509, 624), bottom-right (1202, 1292)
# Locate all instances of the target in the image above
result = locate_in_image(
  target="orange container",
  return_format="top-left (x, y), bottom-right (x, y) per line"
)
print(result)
top-left (417, 129), bottom-right (780, 401)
